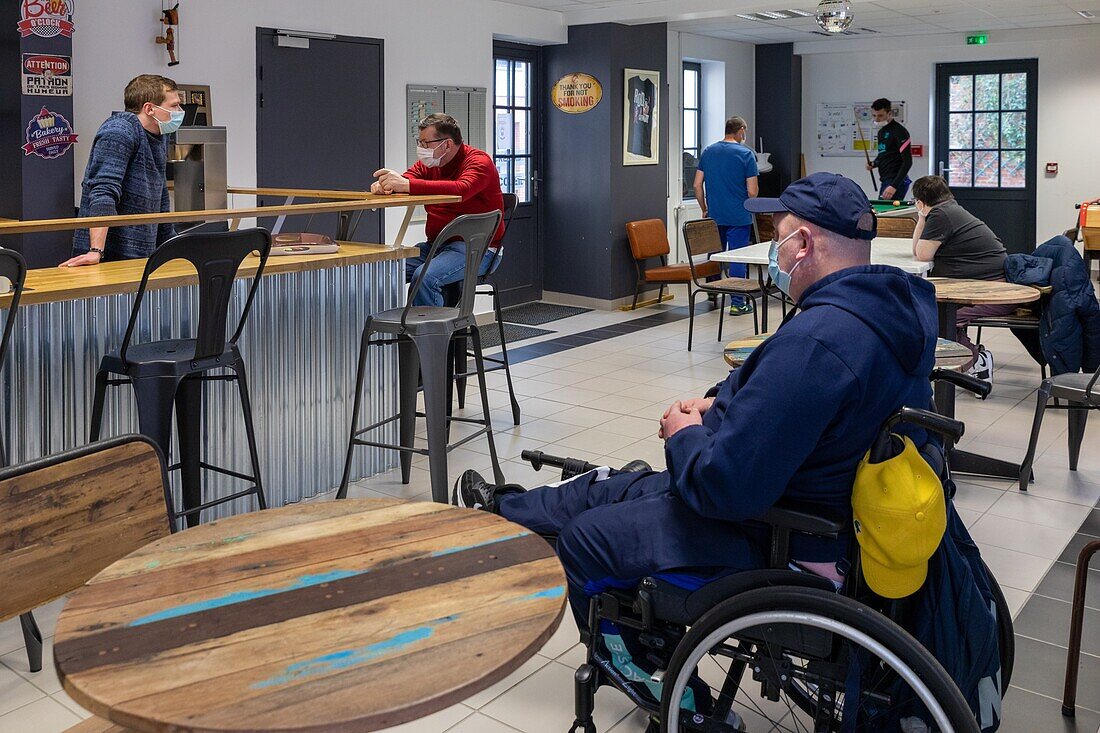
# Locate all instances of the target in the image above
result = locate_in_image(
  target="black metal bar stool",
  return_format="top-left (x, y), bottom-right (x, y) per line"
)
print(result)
top-left (0, 248), bottom-right (41, 673)
top-left (451, 193), bottom-right (522, 425)
top-left (89, 228), bottom-right (272, 530)
top-left (336, 211), bottom-right (505, 503)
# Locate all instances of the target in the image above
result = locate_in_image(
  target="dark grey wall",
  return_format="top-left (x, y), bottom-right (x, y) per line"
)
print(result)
top-left (1, 5), bottom-right (76, 267)
top-left (755, 43), bottom-right (802, 197)
top-left (544, 23), bottom-right (668, 301)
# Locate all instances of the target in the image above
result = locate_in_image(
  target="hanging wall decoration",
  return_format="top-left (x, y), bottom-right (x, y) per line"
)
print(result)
top-left (156, 2), bottom-right (179, 66)
top-left (22, 106), bottom-right (78, 159)
top-left (623, 68), bottom-right (660, 166)
top-left (18, 0), bottom-right (76, 38)
top-left (551, 73), bottom-right (602, 114)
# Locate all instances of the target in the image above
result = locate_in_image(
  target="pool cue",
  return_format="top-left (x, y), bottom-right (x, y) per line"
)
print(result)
top-left (854, 111), bottom-right (878, 192)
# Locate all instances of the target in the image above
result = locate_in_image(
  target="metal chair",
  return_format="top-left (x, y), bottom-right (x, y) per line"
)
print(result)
top-left (337, 211), bottom-right (505, 504)
top-left (451, 193), bottom-right (521, 425)
top-left (682, 218), bottom-right (765, 349)
top-left (1018, 363), bottom-right (1099, 491)
top-left (626, 219), bottom-right (718, 311)
top-left (89, 228), bottom-right (272, 530)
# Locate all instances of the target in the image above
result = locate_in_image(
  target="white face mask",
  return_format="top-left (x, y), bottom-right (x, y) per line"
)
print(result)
top-left (416, 141), bottom-right (448, 168)
top-left (872, 119), bottom-right (887, 129)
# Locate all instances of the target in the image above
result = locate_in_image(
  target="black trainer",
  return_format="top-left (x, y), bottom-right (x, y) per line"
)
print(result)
top-left (451, 469), bottom-right (525, 512)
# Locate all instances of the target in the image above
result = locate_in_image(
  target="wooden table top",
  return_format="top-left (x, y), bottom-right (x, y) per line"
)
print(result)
top-left (1, 242), bottom-right (418, 308)
top-left (0, 193), bottom-right (458, 236)
top-left (54, 499), bottom-right (566, 733)
top-left (724, 332), bottom-right (973, 371)
top-left (928, 277), bottom-right (1041, 306)
top-left (227, 186), bottom-right (376, 201)
top-left (712, 238), bottom-right (933, 275)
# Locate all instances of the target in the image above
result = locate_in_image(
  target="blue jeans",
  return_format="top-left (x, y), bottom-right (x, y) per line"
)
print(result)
top-left (717, 224), bottom-right (753, 305)
top-left (880, 177), bottom-right (911, 201)
top-left (404, 241), bottom-right (497, 307)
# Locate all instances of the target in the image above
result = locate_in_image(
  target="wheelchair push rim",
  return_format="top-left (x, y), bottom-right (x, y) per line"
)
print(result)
top-left (660, 588), bottom-right (981, 733)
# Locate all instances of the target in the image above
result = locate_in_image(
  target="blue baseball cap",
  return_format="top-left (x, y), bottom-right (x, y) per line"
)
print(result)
top-left (745, 172), bottom-right (877, 241)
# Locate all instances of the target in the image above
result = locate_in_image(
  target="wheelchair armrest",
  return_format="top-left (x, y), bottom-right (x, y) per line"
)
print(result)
top-left (761, 501), bottom-right (847, 538)
top-left (930, 368), bottom-right (992, 399)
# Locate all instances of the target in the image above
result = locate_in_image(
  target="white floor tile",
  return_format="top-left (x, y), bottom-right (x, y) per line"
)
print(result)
top-left (0, 637), bottom-right (61, 695)
top-left (986, 491), bottom-right (1093, 530)
top-left (0, 666), bottom-right (44, 718)
top-left (554, 428), bottom-right (640, 456)
top-left (969, 513), bottom-right (1075, 560)
top-left (979, 544), bottom-right (1054, 593)
top-left (0, 696), bottom-right (78, 733)
top-left (376, 703), bottom-right (474, 733)
top-left (481, 661), bottom-right (635, 733)
top-left (461, 653), bottom-right (551, 709)
top-left (447, 712), bottom-right (524, 733)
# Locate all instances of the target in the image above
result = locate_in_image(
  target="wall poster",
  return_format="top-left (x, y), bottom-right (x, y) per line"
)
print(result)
top-left (551, 72), bottom-right (602, 114)
top-left (817, 100), bottom-right (907, 157)
top-left (623, 68), bottom-right (659, 166)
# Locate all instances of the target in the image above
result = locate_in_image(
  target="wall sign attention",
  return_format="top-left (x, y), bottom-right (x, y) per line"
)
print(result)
top-left (18, 0), bottom-right (75, 38)
top-left (551, 73), bottom-right (603, 114)
top-left (22, 54), bottom-right (72, 96)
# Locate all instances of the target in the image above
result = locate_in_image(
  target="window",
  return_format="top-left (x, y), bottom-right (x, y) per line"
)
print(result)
top-left (682, 62), bottom-right (702, 200)
top-left (494, 57), bottom-right (533, 202)
top-left (946, 71), bottom-right (1028, 188)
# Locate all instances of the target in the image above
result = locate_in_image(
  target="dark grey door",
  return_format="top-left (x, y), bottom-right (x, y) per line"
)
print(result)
top-left (934, 59), bottom-right (1038, 254)
top-left (256, 29), bottom-right (383, 243)
top-left (493, 41), bottom-right (542, 306)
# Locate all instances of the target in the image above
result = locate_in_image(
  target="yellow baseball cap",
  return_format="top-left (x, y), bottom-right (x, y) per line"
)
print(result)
top-left (852, 435), bottom-right (946, 599)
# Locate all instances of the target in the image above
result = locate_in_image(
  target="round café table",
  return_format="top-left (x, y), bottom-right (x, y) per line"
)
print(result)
top-left (724, 333), bottom-right (973, 372)
top-left (53, 499), bottom-right (565, 733)
top-left (929, 277), bottom-right (1041, 480)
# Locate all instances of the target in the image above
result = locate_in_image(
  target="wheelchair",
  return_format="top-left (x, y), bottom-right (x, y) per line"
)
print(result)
top-left (520, 390), bottom-right (1014, 733)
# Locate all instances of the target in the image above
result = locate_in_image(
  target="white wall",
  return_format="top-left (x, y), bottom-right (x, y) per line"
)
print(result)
top-left (71, 0), bottom-right (565, 242)
top-left (667, 31), bottom-right (755, 259)
top-left (798, 25), bottom-right (1100, 243)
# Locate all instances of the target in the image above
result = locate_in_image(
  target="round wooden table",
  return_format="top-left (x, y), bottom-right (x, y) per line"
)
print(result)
top-left (928, 277), bottom-right (1041, 309)
top-left (53, 499), bottom-right (565, 733)
top-left (724, 332), bottom-right (973, 372)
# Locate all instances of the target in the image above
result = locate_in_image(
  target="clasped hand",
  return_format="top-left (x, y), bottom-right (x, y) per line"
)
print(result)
top-left (371, 168), bottom-right (410, 195)
top-left (658, 397), bottom-right (713, 440)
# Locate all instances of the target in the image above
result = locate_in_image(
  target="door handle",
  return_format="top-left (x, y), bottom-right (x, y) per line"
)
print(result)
top-left (937, 161), bottom-right (952, 177)
top-left (532, 170), bottom-right (542, 198)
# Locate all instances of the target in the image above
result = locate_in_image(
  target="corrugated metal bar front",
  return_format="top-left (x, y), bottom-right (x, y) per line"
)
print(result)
top-left (0, 260), bottom-right (402, 519)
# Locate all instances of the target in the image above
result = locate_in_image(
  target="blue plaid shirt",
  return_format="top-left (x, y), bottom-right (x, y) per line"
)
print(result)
top-left (72, 112), bottom-right (174, 260)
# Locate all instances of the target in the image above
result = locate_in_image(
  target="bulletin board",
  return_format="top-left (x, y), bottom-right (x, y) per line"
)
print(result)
top-left (816, 100), bottom-right (906, 157)
top-left (406, 85), bottom-right (487, 168)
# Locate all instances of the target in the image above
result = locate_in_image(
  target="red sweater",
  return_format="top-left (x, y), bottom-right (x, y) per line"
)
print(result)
top-left (404, 144), bottom-right (505, 247)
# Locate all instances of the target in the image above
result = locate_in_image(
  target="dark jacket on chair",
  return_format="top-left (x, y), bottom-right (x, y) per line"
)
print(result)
top-left (1006, 236), bottom-right (1100, 375)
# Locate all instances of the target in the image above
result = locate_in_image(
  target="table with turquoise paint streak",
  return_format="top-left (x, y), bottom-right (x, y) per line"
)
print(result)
top-left (53, 499), bottom-right (565, 732)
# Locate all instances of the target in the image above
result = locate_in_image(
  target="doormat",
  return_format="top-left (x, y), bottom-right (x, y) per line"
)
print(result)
top-left (501, 302), bottom-right (591, 326)
top-left (479, 323), bottom-right (553, 348)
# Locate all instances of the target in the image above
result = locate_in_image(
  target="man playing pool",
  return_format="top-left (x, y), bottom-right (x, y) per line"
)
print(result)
top-left (865, 98), bottom-right (913, 201)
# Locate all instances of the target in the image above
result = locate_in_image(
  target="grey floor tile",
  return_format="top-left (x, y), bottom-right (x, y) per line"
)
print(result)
top-left (1035, 560), bottom-right (1100, 610)
top-left (998, 686), bottom-right (1100, 733)
top-left (1015, 594), bottom-right (1100, 656)
top-left (1009, 635), bottom-right (1100, 713)
top-left (1060, 533), bottom-right (1100, 564)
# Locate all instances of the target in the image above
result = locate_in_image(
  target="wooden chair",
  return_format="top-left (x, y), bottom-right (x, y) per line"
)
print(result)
top-left (626, 219), bottom-right (718, 310)
top-left (0, 435), bottom-right (171, 731)
top-left (64, 719), bottom-right (133, 732)
top-left (682, 219), bottom-right (765, 348)
top-left (875, 216), bottom-right (917, 239)
top-left (751, 212), bottom-right (775, 244)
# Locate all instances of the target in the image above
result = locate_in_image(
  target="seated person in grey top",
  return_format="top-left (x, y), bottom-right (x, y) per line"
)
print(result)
top-left (911, 175), bottom-right (1010, 381)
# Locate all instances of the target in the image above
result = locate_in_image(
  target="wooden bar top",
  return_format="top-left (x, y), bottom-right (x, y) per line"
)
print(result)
top-left (0, 193), bottom-right (458, 236)
top-left (2, 242), bottom-right (418, 307)
top-left (227, 186), bottom-right (376, 200)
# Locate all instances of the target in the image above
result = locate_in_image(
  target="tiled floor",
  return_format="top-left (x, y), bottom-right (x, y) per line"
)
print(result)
top-left (2, 292), bottom-right (1099, 732)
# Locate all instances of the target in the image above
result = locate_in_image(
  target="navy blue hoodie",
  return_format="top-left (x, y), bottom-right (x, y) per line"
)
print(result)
top-left (665, 265), bottom-right (938, 560)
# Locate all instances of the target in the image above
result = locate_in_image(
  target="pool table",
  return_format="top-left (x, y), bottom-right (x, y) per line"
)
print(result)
top-left (871, 198), bottom-right (918, 218)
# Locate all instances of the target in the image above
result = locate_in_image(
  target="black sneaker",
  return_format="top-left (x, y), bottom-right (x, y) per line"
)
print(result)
top-left (618, 460), bottom-right (653, 473)
top-left (451, 470), bottom-right (525, 512)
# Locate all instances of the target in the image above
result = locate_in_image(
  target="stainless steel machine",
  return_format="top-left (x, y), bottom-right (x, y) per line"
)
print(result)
top-left (170, 126), bottom-right (228, 214)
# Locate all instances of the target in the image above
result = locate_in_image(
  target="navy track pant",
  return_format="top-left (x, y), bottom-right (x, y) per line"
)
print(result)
top-left (497, 467), bottom-right (765, 627)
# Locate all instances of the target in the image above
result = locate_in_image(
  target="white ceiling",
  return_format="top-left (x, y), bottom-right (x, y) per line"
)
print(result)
top-left (496, 0), bottom-right (1099, 43)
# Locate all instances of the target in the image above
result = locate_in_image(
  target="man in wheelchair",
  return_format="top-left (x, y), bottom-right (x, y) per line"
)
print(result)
top-left (455, 174), bottom-right (1007, 732)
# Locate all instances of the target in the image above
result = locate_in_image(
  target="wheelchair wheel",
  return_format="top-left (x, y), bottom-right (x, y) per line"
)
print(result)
top-left (659, 588), bottom-right (980, 733)
top-left (984, 560), bottom-right (1014, 694)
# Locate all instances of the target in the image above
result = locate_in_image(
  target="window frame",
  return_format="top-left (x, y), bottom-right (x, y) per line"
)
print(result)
top-left (682, 61), bottom-right (702, 201)
top-left (493, 56), bottom-right (533, 203)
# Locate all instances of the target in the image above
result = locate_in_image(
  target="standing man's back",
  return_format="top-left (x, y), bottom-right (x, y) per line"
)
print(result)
top-left (694, 115), bottom-right (759, 316)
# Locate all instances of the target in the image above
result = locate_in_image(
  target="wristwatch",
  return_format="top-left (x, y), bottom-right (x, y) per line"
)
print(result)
top-left (89, 247), bottom-right (104, 256)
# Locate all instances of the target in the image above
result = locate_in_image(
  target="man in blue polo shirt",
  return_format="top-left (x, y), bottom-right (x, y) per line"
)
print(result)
top-left (694, 115), bottom-right (759, 315)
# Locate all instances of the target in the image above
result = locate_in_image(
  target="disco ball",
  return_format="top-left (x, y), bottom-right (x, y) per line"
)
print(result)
top-left (816, 0), bottom-right (854, 33)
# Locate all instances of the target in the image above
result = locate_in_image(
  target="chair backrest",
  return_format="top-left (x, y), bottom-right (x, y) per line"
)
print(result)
top-left (404, 211), bottom-right (502, 325)
top-left (0, 247), bottom-right (27, 369)
top-left (876, 217), bottom-right (917, 239)
top-left (626, 219), bottom-right (670, 260)
top-left (752, 213), bottom-right (776, 244)
top-left (120, 227), bottom-right (272, 364)
top-left (682, 219), bottom-right (725, 284)
top-left (0, 436), bottom-right (172, 623)
top-left (501, 193), bottom-right (519, 237)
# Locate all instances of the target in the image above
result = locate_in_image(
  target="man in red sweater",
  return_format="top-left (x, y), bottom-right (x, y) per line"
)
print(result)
top-left (373, 113), bottom-right (505, 307)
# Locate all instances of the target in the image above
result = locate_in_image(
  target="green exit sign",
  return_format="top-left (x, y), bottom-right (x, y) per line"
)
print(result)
top-left (967, 34), bottom-right (988, 45)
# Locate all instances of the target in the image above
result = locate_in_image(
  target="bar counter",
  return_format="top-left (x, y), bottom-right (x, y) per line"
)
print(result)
top-left (1, 242), bottom-right (418, 516)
